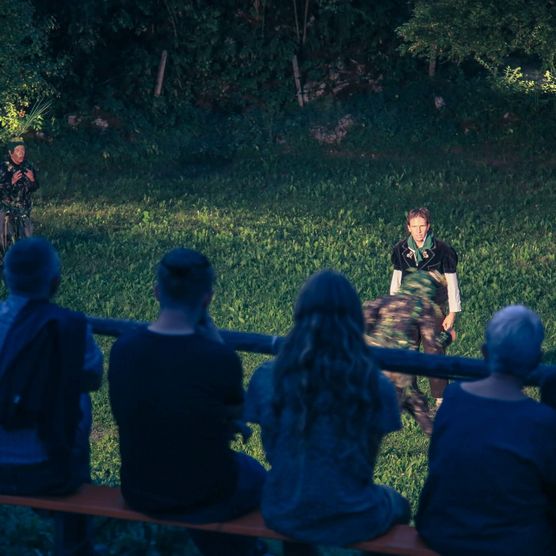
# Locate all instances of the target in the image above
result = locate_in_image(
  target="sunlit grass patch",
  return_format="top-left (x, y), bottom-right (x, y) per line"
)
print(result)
top-left (2, 144), bottom-right (554, 554)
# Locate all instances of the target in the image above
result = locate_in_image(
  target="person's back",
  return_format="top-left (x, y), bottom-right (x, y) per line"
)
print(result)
top-left (0, 238), bottom-right (103, 555)
top-left (416, 305), bottom-right (556, 556)
top-left (247, 362), bottom-right (403, 544)
top-left (109, 248), bottom-right (266, 556)
top-left (246, 270), bottom-right (409, 549)
top-left (110, 328), bottom-right (243, 511)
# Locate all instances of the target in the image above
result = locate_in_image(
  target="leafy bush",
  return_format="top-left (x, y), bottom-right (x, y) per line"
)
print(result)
top-left (0, 1), bottom-right (60, 139)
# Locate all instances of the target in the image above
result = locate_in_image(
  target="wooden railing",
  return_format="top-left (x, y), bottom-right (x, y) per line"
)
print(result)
top-left (87, 316), bottom-right (556, 384)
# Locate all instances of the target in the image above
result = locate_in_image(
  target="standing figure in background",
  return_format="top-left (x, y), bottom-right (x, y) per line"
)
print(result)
top-left (390, 207), bottom-right (461, 405)
top-left (364, 271), bottom-right (454, 436)
top-left (0, 139), bottom-right (39, 252)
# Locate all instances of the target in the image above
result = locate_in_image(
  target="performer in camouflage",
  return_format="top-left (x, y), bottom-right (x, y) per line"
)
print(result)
top-left (0, 139), bottom-right (39, 250)
top-left (363, 271), bottom-right (453, 435)
top-left (390, 207), bottom-right (461, 404)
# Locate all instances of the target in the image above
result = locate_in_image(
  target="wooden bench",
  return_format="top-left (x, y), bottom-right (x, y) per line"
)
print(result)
top-left (0, 484), bottom-right (437, 555)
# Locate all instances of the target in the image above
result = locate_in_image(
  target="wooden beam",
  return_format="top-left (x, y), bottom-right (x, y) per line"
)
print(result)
top-left (87, 316), bottom-right (555, 384)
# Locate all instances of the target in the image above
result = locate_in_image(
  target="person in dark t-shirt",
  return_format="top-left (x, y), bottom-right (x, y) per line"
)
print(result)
top-left (109, 248), bottom-right (266, 556)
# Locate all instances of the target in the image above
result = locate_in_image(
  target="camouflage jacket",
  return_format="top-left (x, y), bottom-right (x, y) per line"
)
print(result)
top-left (0, 158), bottom-right (39, 214)
top-left (363, 293), bottom-right (451, 354)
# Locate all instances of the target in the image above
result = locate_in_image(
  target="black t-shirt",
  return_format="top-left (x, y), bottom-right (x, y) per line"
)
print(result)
top-left (108, 329), bottom-right (244, 513)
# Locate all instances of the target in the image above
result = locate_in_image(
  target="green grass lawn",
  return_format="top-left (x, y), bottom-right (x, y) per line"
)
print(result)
top-left (0, 140), bottom-right (555, 555)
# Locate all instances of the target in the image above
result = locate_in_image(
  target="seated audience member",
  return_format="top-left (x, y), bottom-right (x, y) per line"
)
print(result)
top-left (416, 305), bottom-right (556, 556)
top-left (108, 248), bottom-right (266, 556)
top-left (245, 270), bottom-right (410, 554)
top-left (0, 238), bottom-right (103, 555)
top-left (364, 270), bottom-right (454, 435)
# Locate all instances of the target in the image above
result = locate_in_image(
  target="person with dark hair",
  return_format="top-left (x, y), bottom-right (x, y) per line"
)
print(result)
top-left (416, 305), bottom-right (556, 556)
top-left (0, 139), bottom-right (39, 250)
top-left (109, 248), bottom-right (267, 556)
top-left (245, 270), bottom-right (409, 554)
top-left (390, 207), bottom-right (461, 406)
top-left (0, 237), bottom-right (103, 555)
top-left (364, 270), bottom-right (454, 435)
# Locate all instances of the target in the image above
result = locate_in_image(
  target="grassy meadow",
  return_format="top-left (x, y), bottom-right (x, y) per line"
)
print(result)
top-left (0, 136), bottom-right (555, 554)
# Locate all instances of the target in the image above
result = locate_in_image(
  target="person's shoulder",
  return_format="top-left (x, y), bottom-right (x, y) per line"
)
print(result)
top-left (38, 303), bottom-right (87, 330)
top-left (363, 295), bottom-right (388, 310)
top-left (369, 295), bottom-right (411, 322)
top-left (440, 382), bottom-right (463, 402)
top-left (433, 238), bottom-right (457, 253)
top-left (111, 327), bottom-right (150, 350)
top-left (392, 238), bottom-right (407, 251)
top-left (388, 292), bottom-right (415, 311)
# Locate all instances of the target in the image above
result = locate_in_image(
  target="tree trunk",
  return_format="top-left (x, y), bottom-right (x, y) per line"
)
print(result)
top-left (154, 50), bottom-right (168, 97)
top-left (292, 54), bottom-right (305, 107)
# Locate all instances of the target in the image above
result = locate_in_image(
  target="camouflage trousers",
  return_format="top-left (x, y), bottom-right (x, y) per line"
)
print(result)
top-left (383, 371), bottom-right (433, 436)
top-left (0, 209), bottom-right (33, 253)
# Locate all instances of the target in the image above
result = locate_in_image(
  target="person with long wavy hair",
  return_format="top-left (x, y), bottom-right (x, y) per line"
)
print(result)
top-left (245, 270), bottom-right (409, 552)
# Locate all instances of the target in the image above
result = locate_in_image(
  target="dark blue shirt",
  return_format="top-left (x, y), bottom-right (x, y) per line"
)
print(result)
top-left (417, 382), bottom-right (556, 556)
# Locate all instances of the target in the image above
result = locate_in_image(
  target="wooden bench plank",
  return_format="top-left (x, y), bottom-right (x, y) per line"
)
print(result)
top-left (0, 484), bottom-right (437, 555)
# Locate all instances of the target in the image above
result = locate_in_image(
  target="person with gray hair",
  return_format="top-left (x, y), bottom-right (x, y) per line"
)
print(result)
top-left (0, 237), bottom-right (103, 555)
top-left (416, 305), bottom-right (556, 556)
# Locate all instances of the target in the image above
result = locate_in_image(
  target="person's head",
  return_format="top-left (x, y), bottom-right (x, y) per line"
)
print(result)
top-left (293, 269), bottom-right (364, 332)
top-left (3, 237), bottom-right (60, 300)
top-left (8, 140), bottom-right (26, 165)
top-left (155, 248), bottom-right (214, 315)
top-left (406, 207), bottom-right (431, 247)
top-left (273, 269), bottom-right (382, 453)
top-left (483, 305), bottom-right (544, 380)
top-left (398, 270), bottom-right (440, 302)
